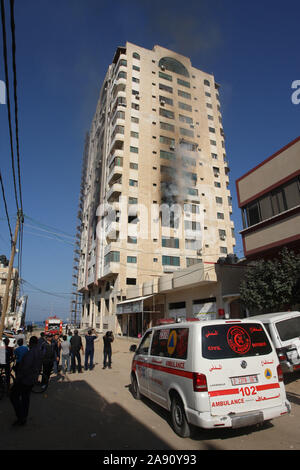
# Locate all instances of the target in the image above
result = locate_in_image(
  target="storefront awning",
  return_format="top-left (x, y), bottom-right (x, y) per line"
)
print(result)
top-left (116, 295), bottom-right (153, 315)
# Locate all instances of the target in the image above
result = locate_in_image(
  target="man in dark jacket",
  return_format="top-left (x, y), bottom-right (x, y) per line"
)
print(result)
top-left (10, 336), bottom-right (42, 425)
top-left (84, 329), bottom-right (98, 370)
top-left (40, 334), bottom-right (56, 388)
top-left (103, 331), bottom-right (114, 369)
top-left (70, 330), bottom-right (83, 373)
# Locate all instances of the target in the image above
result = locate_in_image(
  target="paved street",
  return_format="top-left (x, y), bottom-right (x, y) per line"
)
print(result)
top-left (1, 335), bottom-right (300, 451)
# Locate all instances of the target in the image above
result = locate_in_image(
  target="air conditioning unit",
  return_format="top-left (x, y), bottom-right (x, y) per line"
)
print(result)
top-left (220, 235), bottom-right (226, 241)
top-left (169, 145), bottom-right (175, 150)
top-left (197, 249), bottom-right (202, 255)
top-left (160, 65), bottom-right (165, 71)
top-left (160, 100), bottom-right (165, 106)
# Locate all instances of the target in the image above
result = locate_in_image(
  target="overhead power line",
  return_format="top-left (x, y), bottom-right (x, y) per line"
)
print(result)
top-left (9, 0), bottom-right (23, 213)
top-left (0, 169), bottom-right (13, 243)
top-left (0, 0), bottom-right (19, 211)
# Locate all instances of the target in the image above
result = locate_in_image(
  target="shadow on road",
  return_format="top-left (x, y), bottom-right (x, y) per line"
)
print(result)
top-left (0, 376), bottom-right (173, 450)
top-left (134, 391), bottom-right (274, 446)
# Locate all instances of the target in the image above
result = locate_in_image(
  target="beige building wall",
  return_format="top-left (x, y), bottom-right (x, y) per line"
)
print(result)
top-left (78, 42), bottom-right (236, 332)
top-left (0, 265), bottom-right (19, 323)
top-left (237, 138), bottom-right (300, 206)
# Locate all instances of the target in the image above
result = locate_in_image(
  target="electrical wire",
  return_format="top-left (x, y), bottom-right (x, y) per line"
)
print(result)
top-left (21, 279), bottom-right (74, 299)
top-left (0, 0), bottom-right (19, 211)
top-left (9, 0), bottom-right (23, 213)
top-left (0, 169), bottom-right (13, 243)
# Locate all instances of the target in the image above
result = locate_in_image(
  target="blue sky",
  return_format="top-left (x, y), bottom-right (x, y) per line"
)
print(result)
top-left (0, 0), bottom-right (299, 322)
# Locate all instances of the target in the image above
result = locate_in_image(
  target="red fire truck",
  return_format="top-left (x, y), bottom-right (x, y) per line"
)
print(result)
top-left (45, 316), bottom-right (63, 335)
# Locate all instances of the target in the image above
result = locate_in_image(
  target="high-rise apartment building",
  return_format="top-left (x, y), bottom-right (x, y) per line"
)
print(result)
top-left (77, 42), bottom-right (235, 332)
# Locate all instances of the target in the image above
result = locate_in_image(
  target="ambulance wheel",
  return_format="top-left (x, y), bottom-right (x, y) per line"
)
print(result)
top-left (131, 373), bottom-right (141, 400)
top-left (171, 394), bottom-right (190, 438)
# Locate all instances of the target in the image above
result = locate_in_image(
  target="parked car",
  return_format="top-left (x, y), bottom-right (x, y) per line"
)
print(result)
top-left (251, 311), bottom-right (300, 374)
top-left (130, 319), bottom-right (290, 437)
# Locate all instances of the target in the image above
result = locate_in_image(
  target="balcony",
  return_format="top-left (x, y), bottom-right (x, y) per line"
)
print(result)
top-left (105, 220), bottom-right (120, 240)
top-left (107, 182), bottom-right (122, 202)
top-left (107, 159), bottom-right (123, 185)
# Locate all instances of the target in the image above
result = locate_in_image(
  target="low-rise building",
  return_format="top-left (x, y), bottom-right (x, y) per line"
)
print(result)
top-left (236, 136), bottom-right (300, 259)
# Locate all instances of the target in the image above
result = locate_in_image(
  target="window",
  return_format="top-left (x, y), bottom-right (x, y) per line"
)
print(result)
top-left (159, 57), bottom-right (189, 77)
top-left (178, 89), bottom-right (191, 100)
top-left (202, 324), bottom-right (272, 359)
top-left (219, 229), bottom-right (226, 239)
top-left (133, 65), bottom-right (140, 72)
top-left (246, 201), bottom-right (260, 226)
top-left (159, 71), bottom-right (172, 81)
top-left (131, 103), bottom-right (139, 110)
top-left (284, 179), bottom-right (300, 209)
top-left (159, 95), bottom-right (173, 106)
top-left (180, 127), bottom-right (194, 137)
top-left (131, 116), bottom-right (139, 123)
top-left (179, 102), bottom-right (192, 112)
top-left (177, 78), bottom-right (190, 88)
top-left (132, 77), bottom-right (139, 83)
top-left (216, 196), bottom-right (223, 204)
top-left (186, 258), bottom-right (202, 267)
top-left (220, 247), bottom-right (228, 254)
top-left (184, 220), bottom-right (201, 231)
top-left (150, 328), bottom-right (189, 359)
top-left (129, 162), bottom-right (138, 170)
top-left (137, 331), bottom-right (152, 355)
top-left (159, 108), bottom-right (175, 119)
top-left (127, 256), bottom-right (137, 263)
top-left (162, 237), bottom-right (179, 248)
top-left (128, 197), bottom-right (138, 204)
top-left (204, 79), bottom-right (210, 86)
top-left (159, 83), bottom-right (173, 93)
top-left (242, 177), bottom-right (300, 228)
top-left (187, 187), bottom-right (198, 196)
top-left (132, 52), bottom-right (140, 60)
top-left (160, 135), bottom-right (175, 146)
top-left (127, 236), bottom-right (137, 244)
top-left (160, 121), bottom-right (175, 132)
top-left (162, 255), bottom-right (180, 266)
top-left (209, 127), bottom-right (215, 133)
top-left (130, 146), bottom-right (138, 153)
top-left (130, 131), bottom-right (139, 138)
top-left (185, 239), bottom-right (197, 250)
top-left (129, 179), bottom-right (138, 187)
top-left (160, 149), bottom-right (175, 160)
top-left (126, 278), bottom-right (136, 285)
top-left (217, 212), bottom-right (224, 220)
top-left (179, 114), bottom-right (193, 124)
top-left (104, 251), bottom-right (120, 265)
top-left (276, 316), bottom-right (300, 341)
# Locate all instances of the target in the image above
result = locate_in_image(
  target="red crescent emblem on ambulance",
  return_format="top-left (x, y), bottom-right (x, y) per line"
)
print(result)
top-left (227, 326), bottom-right (251, 355)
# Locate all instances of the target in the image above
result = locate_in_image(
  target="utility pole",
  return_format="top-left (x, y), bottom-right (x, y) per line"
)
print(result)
top-left (0, 209), bottom-right (23, 340)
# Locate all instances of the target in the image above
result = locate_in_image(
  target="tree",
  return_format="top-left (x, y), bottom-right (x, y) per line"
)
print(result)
top-left (240, 247), bottom-right (300, 314)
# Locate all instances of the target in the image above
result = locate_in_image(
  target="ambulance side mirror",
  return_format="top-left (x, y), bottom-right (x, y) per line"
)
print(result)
top-left (130, 344), bottom-right (137, 353)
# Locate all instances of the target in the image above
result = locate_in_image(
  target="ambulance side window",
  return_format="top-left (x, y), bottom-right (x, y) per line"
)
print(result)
top-left (137, 331), bottom-right (152, 355)
top-left (150, 328), bottom-right (189, 359)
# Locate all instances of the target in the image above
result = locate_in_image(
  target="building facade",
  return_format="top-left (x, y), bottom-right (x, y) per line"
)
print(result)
top-left (78, 42), bottom-right (236, 333)
top-left (0, 259), bottom-right (20, 328)
top-left (236, 136), bottom-right (300, 259)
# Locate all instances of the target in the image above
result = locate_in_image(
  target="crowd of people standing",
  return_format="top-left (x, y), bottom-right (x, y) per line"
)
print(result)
top-left (1, 326), bottom-right (114, 426)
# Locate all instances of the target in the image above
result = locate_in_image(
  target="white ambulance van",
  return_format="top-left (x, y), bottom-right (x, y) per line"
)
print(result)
top-left (251, 312), bottom-right (300, 374)
top-left (130, 319), bottom-right (291, 437)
